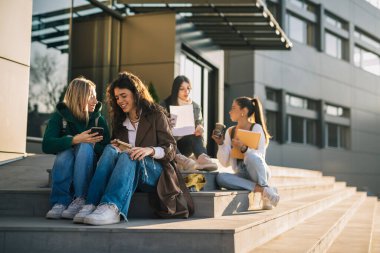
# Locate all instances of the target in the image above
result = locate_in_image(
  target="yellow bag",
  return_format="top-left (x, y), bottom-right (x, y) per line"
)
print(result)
top-left (184, 174), bottom-right (206, 192)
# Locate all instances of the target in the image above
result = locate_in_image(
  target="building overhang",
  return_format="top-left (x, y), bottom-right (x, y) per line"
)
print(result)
top-left (120, 0), bottom-right (293, 50)
top-left (31, 0), bottom-right (292, 53)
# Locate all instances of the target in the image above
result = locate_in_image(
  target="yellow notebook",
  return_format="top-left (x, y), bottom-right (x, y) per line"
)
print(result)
top-left (230, 129), bottom-right (261, 159)
top-left (236, 129), bottom-right (261, 149)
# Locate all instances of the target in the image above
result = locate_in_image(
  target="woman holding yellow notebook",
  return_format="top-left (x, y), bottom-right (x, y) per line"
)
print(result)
top-left (211, 96), bottom-right (279, 209)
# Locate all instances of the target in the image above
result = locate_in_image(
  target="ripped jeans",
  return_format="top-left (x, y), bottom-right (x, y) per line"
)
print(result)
top-left (216, 153), bottom-right (271, 191)
top-left (86, 144), bottom-right (162, 219)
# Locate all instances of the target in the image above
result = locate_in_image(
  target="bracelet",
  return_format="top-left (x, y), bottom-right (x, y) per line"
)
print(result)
top-left (240, 145), bottom-right (248, 153)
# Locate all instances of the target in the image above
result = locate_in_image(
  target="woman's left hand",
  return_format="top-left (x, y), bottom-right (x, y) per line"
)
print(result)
top-left (194, 125), bottom-right (204, 136)
top-left (130, 147), bottom-right (154, 160)
top-left (231, 138), bottom-right (244, 149)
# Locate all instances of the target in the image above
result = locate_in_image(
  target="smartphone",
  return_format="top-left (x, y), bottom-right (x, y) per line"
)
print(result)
top-left (115, 139), bottom-right (133, 152)
top-left (90, 127), bottom-right (104, 136)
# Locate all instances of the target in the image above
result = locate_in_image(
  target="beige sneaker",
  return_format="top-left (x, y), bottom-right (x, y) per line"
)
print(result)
top-left (248, 192), bottom-right (262, 211)
top-left (175, 154), bottom-right (197, 171)
top-left (196, 153), bottom-right (218, 171)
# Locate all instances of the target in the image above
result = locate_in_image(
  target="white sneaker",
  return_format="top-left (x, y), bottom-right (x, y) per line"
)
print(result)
top-left (196, 154), bottom-right (218, 171)
top-left (73, 204), bottom-right (96, 223)
top-left (263, 187), bottom-right (280, 207)
top-left (46, 204), bottom-right (66, 219)
top-left (61, 197), bottom-right (85, 219)
top-left (262, 197), bottom-right (273, 210)
top-left (175, 154), bottom-right (197, 171)
top-left (84, 204), bottom-right (120, 225)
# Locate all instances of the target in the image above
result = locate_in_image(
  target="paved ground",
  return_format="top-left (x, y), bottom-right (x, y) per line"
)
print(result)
top-left (0, 154), bottom-right (54, 190)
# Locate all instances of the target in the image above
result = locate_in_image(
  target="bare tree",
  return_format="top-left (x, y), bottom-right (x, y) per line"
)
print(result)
top-left (29, 51), bottom-right (66, 113)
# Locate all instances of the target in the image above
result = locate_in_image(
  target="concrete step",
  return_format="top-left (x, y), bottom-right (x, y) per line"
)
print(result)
top-left (370, 201), bottom-right (380, 253)
top-left (270, 175), bottom-right (335, 187)
top-left (0, 187), bottom-right (357, 253)
top-left (252, 192), bottom-right (366, 253)
top-left (0, 180), bottom-right (344, 219)
top-left (278, 181), bottom-right (345, 201)
top-left (270, 166), bottom-right (323, 178)
top-left (327, 197), bottom-right (377, 253)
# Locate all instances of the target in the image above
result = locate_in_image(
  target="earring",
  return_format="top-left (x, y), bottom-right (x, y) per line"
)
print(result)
top-left (241, 113), bottom-right (244, 117)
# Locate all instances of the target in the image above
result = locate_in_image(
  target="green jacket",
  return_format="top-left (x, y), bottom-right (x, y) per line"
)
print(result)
top-left (42, 102), bottom-right (110, 156)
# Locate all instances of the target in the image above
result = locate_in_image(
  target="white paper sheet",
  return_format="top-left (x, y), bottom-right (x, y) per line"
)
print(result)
top-left (170, 105), bottom-right (195, 137)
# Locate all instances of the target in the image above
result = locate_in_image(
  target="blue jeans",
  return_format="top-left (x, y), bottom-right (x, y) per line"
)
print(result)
top-left (86, 144), bottom-right (162, 219)
top-left (50, 143), bottom-right (95, 206)
top-left (216, 153), bottom-right (271, 191)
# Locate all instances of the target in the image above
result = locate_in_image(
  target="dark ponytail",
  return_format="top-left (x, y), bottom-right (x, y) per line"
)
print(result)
top-left (235, 96), bottom-right (271, 146)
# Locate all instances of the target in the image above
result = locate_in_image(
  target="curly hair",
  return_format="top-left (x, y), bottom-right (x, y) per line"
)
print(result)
top-left (106, 71), bottom-right (168, 133)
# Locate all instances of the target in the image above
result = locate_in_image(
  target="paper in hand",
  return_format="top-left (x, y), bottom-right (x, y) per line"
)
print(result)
top-left (170, 104), bottom-right (195, 137)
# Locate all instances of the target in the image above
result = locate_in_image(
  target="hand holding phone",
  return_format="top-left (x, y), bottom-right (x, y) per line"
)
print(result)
top-left (90, 127), bottom-right (104, 136)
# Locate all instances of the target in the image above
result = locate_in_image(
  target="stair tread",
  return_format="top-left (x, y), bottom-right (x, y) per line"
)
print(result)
top-left (0, 187), bottom-right (356, 233)
top-left (252, 193), bottom-right (366, 253)
top-left (370, 201), bottom-right (380, 253)
top-left (327, 197), bottom-right (377, 253)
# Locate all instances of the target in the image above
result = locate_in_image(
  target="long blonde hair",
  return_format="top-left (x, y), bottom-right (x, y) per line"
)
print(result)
top-left (63, 77), bottom-right (96, 123)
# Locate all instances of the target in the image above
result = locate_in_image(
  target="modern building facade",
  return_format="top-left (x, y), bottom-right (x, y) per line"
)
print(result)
top-left (226, 0), bottom-right (380, 196)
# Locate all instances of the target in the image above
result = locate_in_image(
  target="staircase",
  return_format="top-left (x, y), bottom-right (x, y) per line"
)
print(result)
top-left (0, 155), bottom-right (379, 253)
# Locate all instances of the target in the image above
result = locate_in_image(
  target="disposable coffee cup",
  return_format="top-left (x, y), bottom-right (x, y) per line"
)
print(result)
top-left (214, 122), bottom-right (226, 137)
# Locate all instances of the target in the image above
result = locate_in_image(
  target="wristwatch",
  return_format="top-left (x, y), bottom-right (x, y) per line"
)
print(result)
top-left (240, 145), bottom-right (248, 153)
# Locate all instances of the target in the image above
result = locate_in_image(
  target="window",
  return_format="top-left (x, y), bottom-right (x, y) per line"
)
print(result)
top-left (354, 29), bottom-right (380, 49)
top-left (325, 12), bottom-right (348, 31)
top-left (266, 111), bottom-right (278, 141)
top-left (266, 87), bottom-right (278, 102)
top-left (326, 123), bottom-right (350, 149)
top-left (326, 104), bottom-right (349, 118)
top-left (286, 94), bottom-right (317, 110)
top-left (325, 32), bottom-right (348, 60)
top-left (289, 0), bottom-right (315, 13)
top-left (354, 46), bottom-right (380, 76)
top-left (290, 116), bottom-right (304, 143)
top-left (288, 116), bottom-right (317, 145)
top-left (287, 14), bottom-right (315, 47)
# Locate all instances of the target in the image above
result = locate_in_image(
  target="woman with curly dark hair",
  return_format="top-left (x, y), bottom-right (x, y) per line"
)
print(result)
top-left (73, 71), bottom-right (193, 225)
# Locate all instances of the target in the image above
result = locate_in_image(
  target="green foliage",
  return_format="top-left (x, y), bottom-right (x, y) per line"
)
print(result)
top-left (148, 82), bottom-right (160, 103)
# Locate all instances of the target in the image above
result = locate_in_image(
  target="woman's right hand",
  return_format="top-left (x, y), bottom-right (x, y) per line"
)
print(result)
top-left (211, 130), bottom-right (224, 145)
top-left (72, 129), bottom-right (103, 145)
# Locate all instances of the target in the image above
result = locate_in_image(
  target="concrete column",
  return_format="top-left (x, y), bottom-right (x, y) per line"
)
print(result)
top-left (120, 12), bottom-right (177, 100)
top-left (0, 0), bottom-right (32, 153)
top-left (70, 14), bottom-right (121, 101)
top-left (316, 4), bottom-right (325, 52)
top-left (278, 89), bottom-right (287, 144)
top-left (279, 0), bottom-right (287, 32)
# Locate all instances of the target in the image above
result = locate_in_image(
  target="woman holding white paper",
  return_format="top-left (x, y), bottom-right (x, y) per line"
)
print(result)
top-left (161, 75), bottom-right (217, 171)
top-left (212, 96), bottom-right (280, 209)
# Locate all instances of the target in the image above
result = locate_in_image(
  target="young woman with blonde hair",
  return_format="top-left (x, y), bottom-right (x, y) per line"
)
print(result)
top-left (212, 96), bottom-right (279, 209)
top-left (43, 77), bottom-right (110, 219)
